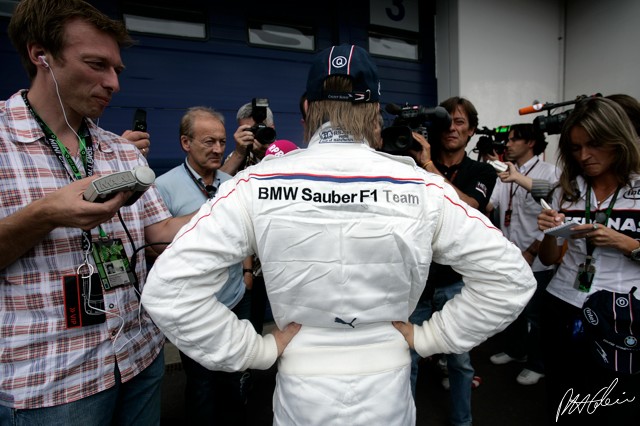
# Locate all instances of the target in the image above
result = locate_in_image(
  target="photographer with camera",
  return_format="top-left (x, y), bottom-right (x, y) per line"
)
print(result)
top-left (472, 125), bottom-right (510, 163)
top-left (220, 99), bottom-right (276, 176)
top-left (153, 107), bottom-right (254, 424)
top-left (220, 101), bottom-right (277, 343)
top-left (405, 96), bottom-right (497, 426)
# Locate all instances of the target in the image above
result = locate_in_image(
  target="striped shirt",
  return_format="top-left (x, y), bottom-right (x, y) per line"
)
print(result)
top-left (0, 90), bottom-right (171, 409)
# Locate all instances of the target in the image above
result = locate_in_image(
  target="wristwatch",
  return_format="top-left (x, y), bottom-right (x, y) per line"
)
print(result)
top-left (629, 242), bottom-right (640, 261)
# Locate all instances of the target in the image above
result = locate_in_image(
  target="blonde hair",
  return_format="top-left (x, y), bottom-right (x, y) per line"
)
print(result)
top-left (304, 76), bottom-right (380, 148)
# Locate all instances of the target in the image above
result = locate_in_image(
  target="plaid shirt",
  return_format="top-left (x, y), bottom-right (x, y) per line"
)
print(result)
top-left (0, 91), bottom-right (171, 409)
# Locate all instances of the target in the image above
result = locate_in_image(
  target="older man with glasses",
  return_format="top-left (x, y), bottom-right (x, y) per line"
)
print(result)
top-left (154, 106), bottom-right (253, 425)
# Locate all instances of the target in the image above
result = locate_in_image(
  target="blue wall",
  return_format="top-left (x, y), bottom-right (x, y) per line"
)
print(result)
top-left (0, 0), bottom-right (437, 176)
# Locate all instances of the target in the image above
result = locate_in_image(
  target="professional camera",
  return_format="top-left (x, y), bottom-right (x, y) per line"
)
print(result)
top-left (380, 103), bottom-right (451, 155)
top-left (472, 125), bottom-right (511, 157)
top-left (532, 111), bottom-right (572, 135)
top-left (249, 98), bottom-right (276, 144)
top-left (519, 93), bottom-right (601, 135)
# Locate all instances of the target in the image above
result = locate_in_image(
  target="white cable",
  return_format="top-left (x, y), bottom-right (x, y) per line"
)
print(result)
top-left (52, 65), bottom-right (144, 352)
top-left (47, 66), bottom-right (83, 145)
top-left (84, 273), bottom-right (143, 353)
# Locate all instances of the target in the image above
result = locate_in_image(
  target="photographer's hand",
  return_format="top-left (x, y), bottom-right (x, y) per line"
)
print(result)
top-left (220, 125), bottom-right (256, 176)
top-left (233, 125), bottom-right (255, 156)
top-left (410, 132), bottom-right (437, 173)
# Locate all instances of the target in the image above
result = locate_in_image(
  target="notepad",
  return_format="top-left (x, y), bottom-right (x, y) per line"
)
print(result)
top-left (543, 222), bottom-right (583, 238)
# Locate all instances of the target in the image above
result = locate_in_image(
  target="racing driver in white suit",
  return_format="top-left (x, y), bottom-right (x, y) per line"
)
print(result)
top-left (142, 44), bottom-right (536, 425)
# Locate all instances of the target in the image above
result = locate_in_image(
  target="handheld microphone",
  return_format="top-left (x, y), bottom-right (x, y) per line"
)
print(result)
top-left (265, 140), bottom-right (299, 157)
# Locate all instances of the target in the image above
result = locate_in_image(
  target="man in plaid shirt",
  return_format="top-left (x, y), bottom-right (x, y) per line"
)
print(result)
top-left (0, 0), bottom-right (198, 424)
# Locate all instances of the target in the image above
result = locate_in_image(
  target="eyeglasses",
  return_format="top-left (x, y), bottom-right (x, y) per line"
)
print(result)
top-left (187, 136), bottom-right (225, 149)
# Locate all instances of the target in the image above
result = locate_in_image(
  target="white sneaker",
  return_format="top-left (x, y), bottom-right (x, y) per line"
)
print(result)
top-left (441, 377), bottom-right (450, 390)
top-left (437, 357), bottom-right (448, 375)
top-left (489, 352), bottom-right (527, 365)
top-left (516, 368), bottom-right (544, 385)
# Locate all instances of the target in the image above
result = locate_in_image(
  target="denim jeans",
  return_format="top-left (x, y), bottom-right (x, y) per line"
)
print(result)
top-left (0, 350), bottom-right (164, 426)
top-left (409, 280), bottom-right (474, 426)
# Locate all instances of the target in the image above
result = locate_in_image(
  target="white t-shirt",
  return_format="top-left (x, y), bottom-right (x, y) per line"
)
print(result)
top-left (490, 155), bottom-right (560, 272)
top-left (546, 174), bottom-right (640, 307)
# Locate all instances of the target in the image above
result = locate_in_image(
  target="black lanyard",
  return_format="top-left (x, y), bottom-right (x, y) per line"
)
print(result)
top-left (183, 162), bottom-right (217, 199)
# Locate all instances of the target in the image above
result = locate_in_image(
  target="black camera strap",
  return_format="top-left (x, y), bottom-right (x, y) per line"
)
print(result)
top-left (183, 161), bottom-right (217, 199)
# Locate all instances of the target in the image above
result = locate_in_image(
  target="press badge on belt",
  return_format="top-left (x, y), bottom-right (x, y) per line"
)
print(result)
top-left (91, 238), bottom-right (137, 290)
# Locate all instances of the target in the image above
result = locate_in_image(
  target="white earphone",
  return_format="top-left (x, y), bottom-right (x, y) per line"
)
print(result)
top-left (38, 55), bottom-right (49, 68)
top-left (37, 53), bottom-right (86, 150)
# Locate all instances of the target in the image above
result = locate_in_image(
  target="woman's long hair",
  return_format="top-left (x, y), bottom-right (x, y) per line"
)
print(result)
top-left (557, 97), bottom-right (640, 203)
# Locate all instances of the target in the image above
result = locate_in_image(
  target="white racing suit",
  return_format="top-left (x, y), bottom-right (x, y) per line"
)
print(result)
top-left (142, 123), bottom-right (536, 425)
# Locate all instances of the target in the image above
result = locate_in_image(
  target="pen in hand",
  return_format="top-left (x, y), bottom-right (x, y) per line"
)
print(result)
top-left (540, 199), bottom-right (552, 210)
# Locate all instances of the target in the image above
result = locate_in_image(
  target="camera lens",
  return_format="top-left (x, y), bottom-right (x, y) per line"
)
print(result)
top-left (250, 124), bottom-right (276, 144)
top-left (381, 126), bottom-right (414, 154)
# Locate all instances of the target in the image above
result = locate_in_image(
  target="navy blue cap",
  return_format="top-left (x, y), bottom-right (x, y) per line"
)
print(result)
top-left (306, 44), bottom-right (380, 103)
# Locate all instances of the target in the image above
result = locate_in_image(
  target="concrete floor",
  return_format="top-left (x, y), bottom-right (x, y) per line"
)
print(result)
top-left (159, 326), bottom-right (548, 425)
